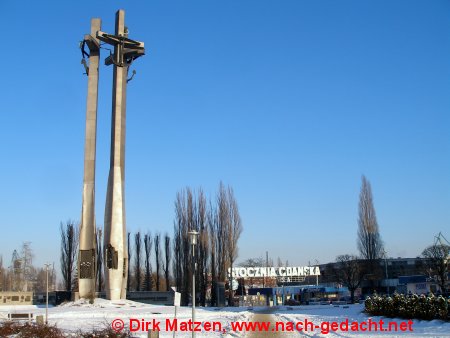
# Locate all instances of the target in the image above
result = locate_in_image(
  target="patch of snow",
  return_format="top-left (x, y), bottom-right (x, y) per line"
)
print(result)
top-left (1, 301), bottom-right (449, 337)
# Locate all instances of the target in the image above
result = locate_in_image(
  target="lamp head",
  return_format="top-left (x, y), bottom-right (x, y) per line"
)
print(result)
top-left (188, 230), bottom-right (199, 245)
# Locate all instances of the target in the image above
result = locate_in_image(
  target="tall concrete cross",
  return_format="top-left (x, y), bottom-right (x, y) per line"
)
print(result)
top-left (97, 9), bottom-right (145, 300)
top-left (78, 18), bottom-right (101, 300)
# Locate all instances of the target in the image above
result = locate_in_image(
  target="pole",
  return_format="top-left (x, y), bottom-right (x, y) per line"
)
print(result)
top-left (46, 268), bottom-right (48, 324)
top-left (187, 230), bottom-right (198, 337)
top-left (192, 242), bottom-right (196, 338)
top-left (44, 263), bottom-right (51, 325)
top-left (264, 251), bottom-right (268, 288)
top-left (173, 305), bottom-right (177, 338)
top-left (281, 264), bottom-right (287, 305)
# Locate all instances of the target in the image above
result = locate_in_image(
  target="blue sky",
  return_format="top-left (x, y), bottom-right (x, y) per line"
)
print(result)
top-left (1, 0), bottom-right (449, 272)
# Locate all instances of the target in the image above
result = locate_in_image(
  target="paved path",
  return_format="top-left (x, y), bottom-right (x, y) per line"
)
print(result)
top-left (246, 308), bottom-right (293, 337)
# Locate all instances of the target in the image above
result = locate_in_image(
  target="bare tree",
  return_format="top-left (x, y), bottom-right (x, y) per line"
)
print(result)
top-left (216, 184), bottom-right (228, 283)
top-left (173, 184), bottom-right (243, 306)
top-left (172, 230), bottom-right (180, 292)
top-left (207, 183), bottom-right (244, 306)
top-left (51, 263), bottom-right (56, 292)
top-left (0, 256), bottom-right (4, 291)
top-left (175, 190), bottom-right (190, 304)
top-left (225, 184), bottom-right (243, 306)
top-left (357, 176), bottom-right (383, 262)
top-left (163, 233), bottom-right (171, 291)
top-left (239, 257), bottom-right (264, 288)
top-left (144, 232), bottom-right (153, 291)
top-left (127, 232), bottom-right (132, 291)
top-left (196, 189), bottom-right (209, 306)
top-left (173, 200), bottom-right (184, 301)
top-left (184, 190), bottom-right (194, 304)
top-left (173, 188), bottom-right (204, 305)
top-left (154, 233), bottom-right (161, 291)
top-left (422, 234), bottom-right (450, 295)
top-left (34, 267), bottom-right (47, 292)
top-left (60, 220), bottom-right (79, 291)
top-left (240, 257), bottom-right (265, 267)
top-left (134, 232), bottom-right (142, 291)
top-left (333, 254), bottom-right (366, 303)
top-left (208, 202), bottom-right (218, 306)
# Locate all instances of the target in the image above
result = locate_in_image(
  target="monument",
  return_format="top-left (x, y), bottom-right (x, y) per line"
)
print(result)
top-left (98, 10), bottom-right (144, 300)
top-left (79, 10), bottom-right (144, 300)
top-left (78, 18), bottom-right (101, 300)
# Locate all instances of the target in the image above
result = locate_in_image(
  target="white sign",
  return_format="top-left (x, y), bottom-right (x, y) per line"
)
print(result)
top-left (228, 266), bottom-right (321, 278)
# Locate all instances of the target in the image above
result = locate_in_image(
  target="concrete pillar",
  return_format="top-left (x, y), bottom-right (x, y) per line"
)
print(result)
top-left (104, 10), bottom-right (128, 300)
top-left (79, 18), bottom-right (101, 300)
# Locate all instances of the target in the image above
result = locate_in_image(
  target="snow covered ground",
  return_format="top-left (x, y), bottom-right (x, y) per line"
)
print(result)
top-left (1, 299), bottom-right (449, 337)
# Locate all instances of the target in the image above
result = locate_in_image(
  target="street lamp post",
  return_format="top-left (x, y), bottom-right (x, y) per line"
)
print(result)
top-left (282, 260), bottom-right (287, 305)
top-left (188, 230), bottom-right (199, 338)
top-left (44, 263), bottom-right (51, 325)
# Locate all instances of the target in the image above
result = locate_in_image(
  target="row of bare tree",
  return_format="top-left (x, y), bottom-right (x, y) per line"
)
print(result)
top-left (59, 182), bottom-right (243, 304)
top-left (173, 182), bottom-right (242, 306)
top-left (59, 220), bottom-right (174, 293)
top-left (126, 231), bottom-right (172, 292)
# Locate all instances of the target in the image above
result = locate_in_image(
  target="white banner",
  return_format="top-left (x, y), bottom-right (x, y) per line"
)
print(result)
top-left (228, 266), bottom-right (320, 278)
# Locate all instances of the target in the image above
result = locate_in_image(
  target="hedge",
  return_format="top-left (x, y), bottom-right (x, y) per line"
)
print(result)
top-left (365, 292), bottom-right (449, 321)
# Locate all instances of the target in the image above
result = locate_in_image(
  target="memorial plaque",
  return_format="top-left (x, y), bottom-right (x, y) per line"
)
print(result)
top-left (79, 249), bottom-right (95, 279)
